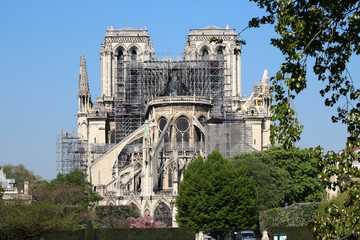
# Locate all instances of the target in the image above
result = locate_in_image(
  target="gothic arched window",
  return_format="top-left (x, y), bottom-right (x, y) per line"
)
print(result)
top-left (117, 50), bottom-right (124, 61)
top-left (159, 117), bottom-right (171, 148)
top-left (175, 116), bottom-right (190, 149)
top-left (159, 117), bottom-right (167, 131)
top-left (168, 170), bottom-right (173, 188)
top-left (217, 49), bottom-right (224, 60)
top-left (195, 116), bottom-right (206, 149)
top-left (117, 50), bottom-right (125, 97)
top-left (131, 49), bottom-right (137, 61)
top-left (202, 48), bottom-right (209, 60)
top-left (110, 131), bottom-right (115, 143)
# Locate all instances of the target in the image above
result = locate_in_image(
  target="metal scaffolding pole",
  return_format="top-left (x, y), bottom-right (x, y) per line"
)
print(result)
top-left (56, 129), bottom-right (86, 174)
top-left (114, 54), bottom-right (228, 143)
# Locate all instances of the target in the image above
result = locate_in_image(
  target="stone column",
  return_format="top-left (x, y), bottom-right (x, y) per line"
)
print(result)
top-left (236, 51), bottom-right (241, 96)
top-left (24, 181), bottom-right (29, 195)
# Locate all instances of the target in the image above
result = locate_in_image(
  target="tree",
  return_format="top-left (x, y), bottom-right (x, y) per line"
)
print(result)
top-left (232, 150), bottom-right (290, 211)
top-left (312, 149), bottom-right (360, 240)
top-left (31, 170), bottom-right (102, 208)
top-left (52, 169), bottom-right (102, 207)
top-left (95, 205), bottom-right (139, 228)
top-left (176, 151), bottom-right (257, 238)
top-left (0, 200), bottom-right (80, 239)
top-left (248, 0), bottom-right (360, 149)
top-left (233, 147), bottom-right (325, 210)
top-left (247, 0), bottom-right (360, 239)
top-left (0, 185), bottom-right (4, 199)
top-left (313, 191), bottom-right (359, 239)
top-left (0, 164), bottom-right (40, 191)
top-left (32, 180), bottom-right (87, 205)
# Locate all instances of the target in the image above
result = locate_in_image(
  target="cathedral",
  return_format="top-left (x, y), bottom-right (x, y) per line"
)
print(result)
top-left (72, 24), bottom-right (272, 226)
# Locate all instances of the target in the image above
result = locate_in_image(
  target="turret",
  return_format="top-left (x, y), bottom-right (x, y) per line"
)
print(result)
top-left (78, 53), bottom-right (92, 114)
top-left (261, 69), bottom-right (272, 116)
top-left (77, 53), bottom-right (92, 141)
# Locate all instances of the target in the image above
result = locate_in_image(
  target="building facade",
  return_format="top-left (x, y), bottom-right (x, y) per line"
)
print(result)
top-left (60, 25), bottom-right (272, 227)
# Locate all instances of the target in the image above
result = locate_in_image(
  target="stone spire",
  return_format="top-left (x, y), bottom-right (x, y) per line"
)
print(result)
top-left (78, 53), bottom-right (91, 98)
top-left (261, 69), bottom-right (270, 92)
top-left (78, 53), bottom-right (92, 114)
top-left (261, 69), bottom-right (272, 116)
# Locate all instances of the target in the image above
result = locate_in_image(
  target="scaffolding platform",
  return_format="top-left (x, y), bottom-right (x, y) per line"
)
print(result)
top-left (56, 129), bottom-right (86, 174)
top-left (114, 55), bottom-right (228, 143)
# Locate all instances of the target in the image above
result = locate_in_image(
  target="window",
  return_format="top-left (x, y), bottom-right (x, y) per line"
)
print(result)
top-left (159, 117), bottom-right (167, 131)
top-left (117, 50), bottom-right (124, 61)
top-left (202, 48), bottom-right (209, 60)
top-left (175, 116), bottom-right (190, 149)
top-left (168, 170), bottom-right (173, 188)
top-left (110, 131), bottom-right (115, 143)
top-left (159, 117), bottom-right (171, 146)
top-left (176, 117), bottom-right (189, 131)
top-left (217, 49), bottom-right (224, 60)
top-left (131, 49), bottom-right (137, 61)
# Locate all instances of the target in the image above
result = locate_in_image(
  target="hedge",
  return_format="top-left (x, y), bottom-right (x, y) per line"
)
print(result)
top-left (0, 228), bottom-right (195, 240)
top-left (259, 202), bottom-right (320, 233)
top-left (269, 226), bottom-right (314, 240)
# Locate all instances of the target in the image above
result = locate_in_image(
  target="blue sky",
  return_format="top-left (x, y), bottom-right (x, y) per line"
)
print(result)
top-left (0, 0), bottom-right (357, 179)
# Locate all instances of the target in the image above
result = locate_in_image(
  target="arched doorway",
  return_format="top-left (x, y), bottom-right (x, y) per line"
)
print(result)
top-left (154, 202), bottom-right (172, 227)
top-left (130, 203), bottom-right (140, 216)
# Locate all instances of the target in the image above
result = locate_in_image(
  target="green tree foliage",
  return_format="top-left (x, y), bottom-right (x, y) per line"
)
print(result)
top-left (32, 180), bottom-right (87, 205)
top-left (31, 170), bottom-right (102, 208)
top-left (0, 185), bottom-right (4, 199)
top-left (312, 148), bottom-right (360, 239)
top-left (259, 202), bottom-right (320, 233)
top-left (95, 205), bottom-right (139, 228)
top-left (233, 147), bottom-right (325, 209)
top-left (0, 200), bottom-right (80, 239)
top-left (53, 169), bottom-right (102, 207)
top-left (232, 149), bottom-right (290, 210)
top-left (248, 0), bottom-right (360, 149)
top-left (176, 151), bottom-right (257, 237)
top-left (313, 191), bottom-right (360, 239)
top-left (314, 189), bottom-right (360, 239)
top-left (248, 0), bottom-right (360, 238)
top-left (0, 164), bottom-right (40, 191)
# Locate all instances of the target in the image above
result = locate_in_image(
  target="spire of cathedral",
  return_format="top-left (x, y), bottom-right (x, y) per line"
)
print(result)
top-left (78, 53), bottom-right (91, 98)
top-left (78, 53), bottom-right (92, 114)
top-left (261, 69), bottom-right (270, 92)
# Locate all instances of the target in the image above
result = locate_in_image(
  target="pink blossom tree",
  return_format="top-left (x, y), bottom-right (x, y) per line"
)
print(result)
top-left (127, 216), bottom-right (166, 228)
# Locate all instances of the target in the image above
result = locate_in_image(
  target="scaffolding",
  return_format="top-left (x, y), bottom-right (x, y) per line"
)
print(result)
top-left (205, 121), bottom-right (254, 158)
top-left (56, 129), bottom-right (87, 174)
top-left (114, 54), bottom-right (227, 143)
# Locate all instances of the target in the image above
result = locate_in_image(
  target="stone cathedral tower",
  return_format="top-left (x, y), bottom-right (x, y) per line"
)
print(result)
top-left (66, 25), bottom-right (272, 227)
